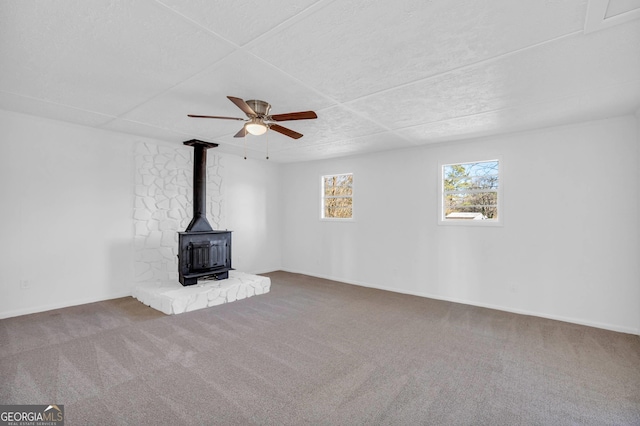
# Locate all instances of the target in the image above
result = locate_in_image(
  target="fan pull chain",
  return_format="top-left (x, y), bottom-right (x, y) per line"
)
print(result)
top-left (266, 128), bottom-right (269, 160)
top-left (243, 131), bottom-right (247, 160)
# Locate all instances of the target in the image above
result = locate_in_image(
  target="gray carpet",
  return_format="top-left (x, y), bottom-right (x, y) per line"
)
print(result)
top-left (1, 271), bottom-right (639, 425)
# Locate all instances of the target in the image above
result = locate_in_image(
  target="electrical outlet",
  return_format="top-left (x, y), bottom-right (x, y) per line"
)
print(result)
top-left (20, 280), bottom-right (30, 289)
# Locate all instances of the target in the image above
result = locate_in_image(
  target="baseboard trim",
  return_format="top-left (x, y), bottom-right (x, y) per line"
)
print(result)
top-left (280, 268), bottom-right (640, 336)
top-left (249, 268), bottom-right (281, 276)
top-left (0, 290), bottom-right (133, 320)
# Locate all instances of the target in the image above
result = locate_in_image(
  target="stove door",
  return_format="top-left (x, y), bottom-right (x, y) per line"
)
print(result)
top-left (189, 240), bottom-right (227, 271)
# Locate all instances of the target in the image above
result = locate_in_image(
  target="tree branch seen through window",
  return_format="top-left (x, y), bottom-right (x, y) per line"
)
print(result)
top-left (322, 174), bottom-right (353, 219)
top-left (443, 160), bottom-right (499, 221)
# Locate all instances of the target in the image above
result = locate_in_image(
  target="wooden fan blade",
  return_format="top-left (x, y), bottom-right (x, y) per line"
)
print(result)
top-left (270, 124), bottom-right (303, 139)
top-left (227, 96), bottom-right (256, 116)
top-left (187, 114), bottom-right (245, 120)
top-left (270, 111), bottom-right (317, 121)
top-left (234, 126), bottom-right (248, 138)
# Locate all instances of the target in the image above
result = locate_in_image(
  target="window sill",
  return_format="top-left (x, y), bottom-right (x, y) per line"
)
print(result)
top-left (438, 219), bottom-right (502, 227)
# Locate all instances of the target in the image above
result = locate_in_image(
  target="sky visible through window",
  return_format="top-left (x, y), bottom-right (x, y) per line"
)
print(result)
top-left (443, 160), bottom-right (498, 220)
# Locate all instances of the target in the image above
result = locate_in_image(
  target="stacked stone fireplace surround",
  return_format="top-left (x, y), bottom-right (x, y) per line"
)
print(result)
top-left (132, 141), bottom-right (270, 314)
top-left (133, 141), bottom-right (224, 284)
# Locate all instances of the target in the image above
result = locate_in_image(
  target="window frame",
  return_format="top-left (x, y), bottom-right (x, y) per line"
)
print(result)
top-left (438, 157), bottom-right (503, 227)
top-left (320, 173), bottom-right (354, 221)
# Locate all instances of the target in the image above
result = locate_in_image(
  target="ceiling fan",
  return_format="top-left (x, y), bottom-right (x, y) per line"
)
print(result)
top-left (188, 96), bottom-right (317, 140)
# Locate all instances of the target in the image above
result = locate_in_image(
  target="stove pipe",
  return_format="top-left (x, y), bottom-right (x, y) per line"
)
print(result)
top-left (184, 139), bottom-right (218, 232)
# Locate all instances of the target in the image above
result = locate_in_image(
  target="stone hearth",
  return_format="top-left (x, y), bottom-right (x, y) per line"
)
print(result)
top-left (133, 271), bottom-right (270, 315)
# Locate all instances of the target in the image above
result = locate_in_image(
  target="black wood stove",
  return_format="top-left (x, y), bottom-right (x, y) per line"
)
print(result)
top-left (178, 139), bottom-right (232, 286)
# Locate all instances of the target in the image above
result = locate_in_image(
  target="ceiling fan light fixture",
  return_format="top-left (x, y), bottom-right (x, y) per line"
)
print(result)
top-left (245, 118), bottom-right (267, 136)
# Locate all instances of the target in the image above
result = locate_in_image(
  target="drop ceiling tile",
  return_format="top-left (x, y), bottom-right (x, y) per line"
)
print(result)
top-left (605, 0), bottom-right (640, 18)
top-left (585, 0), bottom-right (640, 33)
top-left (397, 113), bottom-right (507, 144)
top-left (274, 132), bottom-right (414, 162)
top-left (249, 0), bottom-right (587, 102)
top-left (216, 143), bottom-right (266, 160)
top-left (0, 91), bottom-right (114, 127)
top-left (0, 0), bottom-right (637, 163)
top-left (0, 0), bottom-right (234, 117)
top-left (349, 20), bottom-right (640, 130)
top-left (293, 105), bottom-right (388, 145)
top-left (121, 51), bottom-right (334, 137)
top-left (156, 0), bottom-right (322, 46)
top-left (100, 118), bottom-right (201, 144)
top-left (397, 79), bottom-right (640, 144)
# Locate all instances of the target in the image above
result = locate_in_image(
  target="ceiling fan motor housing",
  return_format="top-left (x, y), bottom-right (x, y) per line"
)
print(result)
top-left (245, 100), bottom-right (271, 117)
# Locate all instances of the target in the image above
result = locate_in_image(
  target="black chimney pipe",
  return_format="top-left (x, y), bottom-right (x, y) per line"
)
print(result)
top-left (183, 139), bottom-right (218, 232)
top-left (178, 139), bottom-right (232, 286)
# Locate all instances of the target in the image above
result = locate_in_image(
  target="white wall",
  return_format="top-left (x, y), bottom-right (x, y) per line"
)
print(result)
top-left (0, 110), bottom-right (135, 318)
top-left (0, 110), bottom-right (282, 318)
top-left (224, 154), bottom-right (282, 274)
top-left (281, 115), bottom-right (640, 334)
top-left (637, 109), bottom-right (640, 335)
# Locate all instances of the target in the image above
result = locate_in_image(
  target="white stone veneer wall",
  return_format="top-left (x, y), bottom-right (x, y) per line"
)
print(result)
top-left (133, 141), bottom-right (224, 284)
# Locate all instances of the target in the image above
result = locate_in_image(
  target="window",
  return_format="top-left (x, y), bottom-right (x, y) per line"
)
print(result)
top-left (440, 159), bottom-right (500, 225)
top-left (321, 173), bottom-right (353, 219)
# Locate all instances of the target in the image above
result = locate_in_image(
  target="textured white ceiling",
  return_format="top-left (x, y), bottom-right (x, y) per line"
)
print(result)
top-left (1, 0), bottom-right (639, 162)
